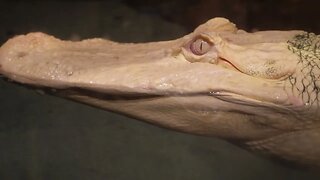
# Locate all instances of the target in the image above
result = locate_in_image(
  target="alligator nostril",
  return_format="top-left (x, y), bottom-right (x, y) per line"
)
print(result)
top-left (17, 52), bottom-right (28, 58)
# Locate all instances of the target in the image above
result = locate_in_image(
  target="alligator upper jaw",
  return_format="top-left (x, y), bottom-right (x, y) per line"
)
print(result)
top-left (0, 32), bottom-right (289, 105)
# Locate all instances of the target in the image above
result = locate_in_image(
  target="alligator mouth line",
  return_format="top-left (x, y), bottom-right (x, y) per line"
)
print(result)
top-left (4, 80), bottom-right (243, 103)
top-left (41, 86), bottom-right (267, 107)
top-left (52, 87), bottom-right (280, 113)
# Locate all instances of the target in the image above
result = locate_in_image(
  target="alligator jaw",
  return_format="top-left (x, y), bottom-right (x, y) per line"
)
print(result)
top-left (0, 30), bottom-right (291, 139)
top-left (0, 16), bottom-right (299, 129)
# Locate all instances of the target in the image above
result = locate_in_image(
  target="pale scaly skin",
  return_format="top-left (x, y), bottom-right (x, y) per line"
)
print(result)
top-left (0, 18), bottom-right (319, 168)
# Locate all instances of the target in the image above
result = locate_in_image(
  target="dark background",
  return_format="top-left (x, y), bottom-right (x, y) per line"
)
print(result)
top-left (0, 1), bottom-right (319, 180)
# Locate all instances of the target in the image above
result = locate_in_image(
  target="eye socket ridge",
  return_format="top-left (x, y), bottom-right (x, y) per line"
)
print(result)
top-left (190, 37), bottom-right (213, 56)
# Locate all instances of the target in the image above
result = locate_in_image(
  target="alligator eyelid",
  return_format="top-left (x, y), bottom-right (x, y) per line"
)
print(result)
top-left (190, 37), bottom-right (213, 55)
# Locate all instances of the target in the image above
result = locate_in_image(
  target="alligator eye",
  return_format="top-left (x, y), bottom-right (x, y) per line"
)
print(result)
top-left (190, 38), bottom-right (212, 55)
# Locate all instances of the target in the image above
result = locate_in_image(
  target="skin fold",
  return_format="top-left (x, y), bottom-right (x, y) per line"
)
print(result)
top-left (0, 17), bottom-right (319, 167)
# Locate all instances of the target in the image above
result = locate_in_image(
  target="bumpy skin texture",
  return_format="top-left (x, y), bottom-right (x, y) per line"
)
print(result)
top-left (0, 18), bottom-right (319, 168)
top-left (287, 33), bottom-right (320, 106)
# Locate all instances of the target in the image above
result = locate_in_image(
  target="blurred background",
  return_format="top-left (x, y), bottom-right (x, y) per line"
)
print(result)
top-left (0, 0), bottom-right (319, 180)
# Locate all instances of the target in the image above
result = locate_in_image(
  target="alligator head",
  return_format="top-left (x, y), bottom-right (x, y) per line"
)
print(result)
top-left (0, 18), bottom-right (319, 167)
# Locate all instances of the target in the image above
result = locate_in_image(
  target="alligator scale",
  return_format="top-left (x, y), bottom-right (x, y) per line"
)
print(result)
top-left (0, 18), bottom-right (319, 167)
